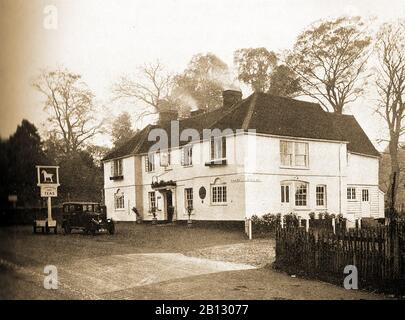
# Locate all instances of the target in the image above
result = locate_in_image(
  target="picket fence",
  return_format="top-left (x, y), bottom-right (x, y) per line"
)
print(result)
top-left (275, 222), bottom-right (405, 293)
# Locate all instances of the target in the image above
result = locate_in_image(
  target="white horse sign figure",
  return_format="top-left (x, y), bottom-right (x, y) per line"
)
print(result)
top-left (36, 165), bottom-right (60, 186)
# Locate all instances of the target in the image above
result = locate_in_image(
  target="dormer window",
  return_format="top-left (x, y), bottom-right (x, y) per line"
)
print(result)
top-left (159, 151), bottom-right (171, 169)
top-left (110, 159), bottom-right (123, 180)
top-left (145, 153), bottom-right (155, 172)
top-left (181, 145), bottom-right (193, 166)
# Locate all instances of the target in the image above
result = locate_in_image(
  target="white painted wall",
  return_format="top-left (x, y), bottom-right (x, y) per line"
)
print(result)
top-left (345, 153), bottom-right (383, 220)
top-left (139, 134), bottom-right (246, 221)
top-left (103, 133), bottom-right (383, 222)
top-left (103, 156), bottom-right (137, 221)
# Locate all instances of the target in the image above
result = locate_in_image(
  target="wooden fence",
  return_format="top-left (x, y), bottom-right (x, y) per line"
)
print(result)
top-left (275, 221), bottom-right (405, 293)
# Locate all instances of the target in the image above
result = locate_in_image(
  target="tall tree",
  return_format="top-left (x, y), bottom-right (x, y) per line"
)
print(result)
top-left (173, 53), bottom-right (230, 111)
top-left (33, 68), bottom-right (103, 155)
top-left (268, 64), bottom-right (301, 97)
top-left (374, 20), bottom-right (405, 213)
top-left (287, 16), bottom-right (371, 114)
top-left (234, 47), bottom-right (278, 92)
top-left (4, 120), bottom-right (47, 206)
top-left (111, 112), bottom-right (136, 147)
top-left (113, 61), bottom-right (173, 120)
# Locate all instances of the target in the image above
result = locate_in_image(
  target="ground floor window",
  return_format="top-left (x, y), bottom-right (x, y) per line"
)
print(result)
top-left (362, 189), bottom-right (369, 202)
top-left (185, 188), bottom-right (193, 210)
top-left (114, 189), bottom-right (124, 209)
top-left (211, 178), bottom-right (227, 204)
top-left (295, 182), bottom-right (308, 207)
top-left (148, 191), bottom-right (156, 211)
top-left (347, 187), bottom-right (356, 200)
top-left (316, 185), bottom-right (326, 207)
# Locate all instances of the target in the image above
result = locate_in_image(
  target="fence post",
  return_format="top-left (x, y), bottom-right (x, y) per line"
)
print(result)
top-left (249, 218), bottom-right (252, 240)
top-left (332, 217), bottom-right (336, 234)
top-left (281, 215), bottom-right (284, 229)
top-left (305, 218), bottom-right (309, 232)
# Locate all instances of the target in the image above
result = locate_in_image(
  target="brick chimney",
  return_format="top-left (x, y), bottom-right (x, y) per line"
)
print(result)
top-left (159, 110), bottom-right (178, 124)
top-left (223, 90), bottom-right (242, 108)
top-left (157, 98), bottom-right (178, 124)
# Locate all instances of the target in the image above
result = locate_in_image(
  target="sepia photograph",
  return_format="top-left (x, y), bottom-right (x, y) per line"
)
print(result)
top-left (0, 0), bottom-right (405, 308)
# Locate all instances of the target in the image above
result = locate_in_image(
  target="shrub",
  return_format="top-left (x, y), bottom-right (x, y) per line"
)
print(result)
top-left (250, 213), bottom-right (280, 237)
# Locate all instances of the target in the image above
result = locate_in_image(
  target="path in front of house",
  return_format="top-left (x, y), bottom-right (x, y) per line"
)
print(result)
top-left (0, 226), bottom-right (387, 300)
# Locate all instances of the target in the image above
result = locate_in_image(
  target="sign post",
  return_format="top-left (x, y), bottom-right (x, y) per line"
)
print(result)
top-left (35, 165), bottom-right (60, 234)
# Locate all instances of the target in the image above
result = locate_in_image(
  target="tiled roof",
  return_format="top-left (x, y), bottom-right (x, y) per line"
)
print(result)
top-left (102, 92), bottom-right (379, 161)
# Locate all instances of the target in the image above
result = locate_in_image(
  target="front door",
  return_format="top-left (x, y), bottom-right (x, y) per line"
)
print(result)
top-left (361, 189), bottom-right (371, 218)
top-left (280, 183), bottom-right (292, 214)
top-left (166, 191), bottom-right (174, 222)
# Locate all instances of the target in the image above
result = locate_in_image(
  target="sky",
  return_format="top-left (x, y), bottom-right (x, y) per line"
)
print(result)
top-left (1, 0), bottom-right (405, 149)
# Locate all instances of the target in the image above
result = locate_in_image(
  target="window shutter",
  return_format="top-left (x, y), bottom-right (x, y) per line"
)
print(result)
top-left (189, 146), bottom-right (192, 165)
top-left (222, 136), bottom-right (226, 159)
top-left (111, 162), bottom-right (114, 176)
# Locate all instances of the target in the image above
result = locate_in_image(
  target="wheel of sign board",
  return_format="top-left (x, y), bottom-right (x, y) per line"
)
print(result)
top-left (41, 227), bottom-right (45, 234)
top-left (54, 225), bottom-right (57, 234)
top-left (45, 223), bottom-right (50, 234)
top-left (33, 222), bottom-right (37, 234)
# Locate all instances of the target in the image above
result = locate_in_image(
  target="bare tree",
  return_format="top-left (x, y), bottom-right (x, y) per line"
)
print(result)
top-left (112, 61), bottom-right (173, 120)
top-left (33, 68), bottom-right (103, 155)
top-left (287, 16), bottom-right (372, 114)
top-left (374, 20), bottom-right (405, 212)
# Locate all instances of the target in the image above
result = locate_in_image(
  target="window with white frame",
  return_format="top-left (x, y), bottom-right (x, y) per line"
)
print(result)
top-left (281, 184), bottom-right (290, 203)
top-left (185, 188), bottom-right (193, 210)
top-left (148, 191), bottom-right (156, 211)
top-left (182, 145), bottom-right (193, 166)
top-left (159, 151), bottom-right (171, 168)
top-left (211, 178), bottom-right (227, 204)
top-left (316, 185), bottom-right (327, 207)
top-left (347, 187), bottom-right (356, 200)
top-left (362, 189), bottom-right (369, 202)
top-left (210, 136), bottom-right (226, 160)
top-left (280, 141), bottom-right (309, 167)
top-left (295, 182), bottom-right (308, 206)
top-left (145, 153), bottom-right (155, 172)
top-left (114, 189), bottom-right (124, 209)
top-left (111, 159), bottom-right (123, 177)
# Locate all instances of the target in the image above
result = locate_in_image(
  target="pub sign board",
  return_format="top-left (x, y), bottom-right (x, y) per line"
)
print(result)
top-left (36, 165), bottom-right (60, 187)
top-left (40, 185), bottom-right (58, 197)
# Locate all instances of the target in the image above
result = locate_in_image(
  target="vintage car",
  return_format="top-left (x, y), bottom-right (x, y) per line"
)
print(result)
top-left (61, 202), bottom-right (115, 235)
